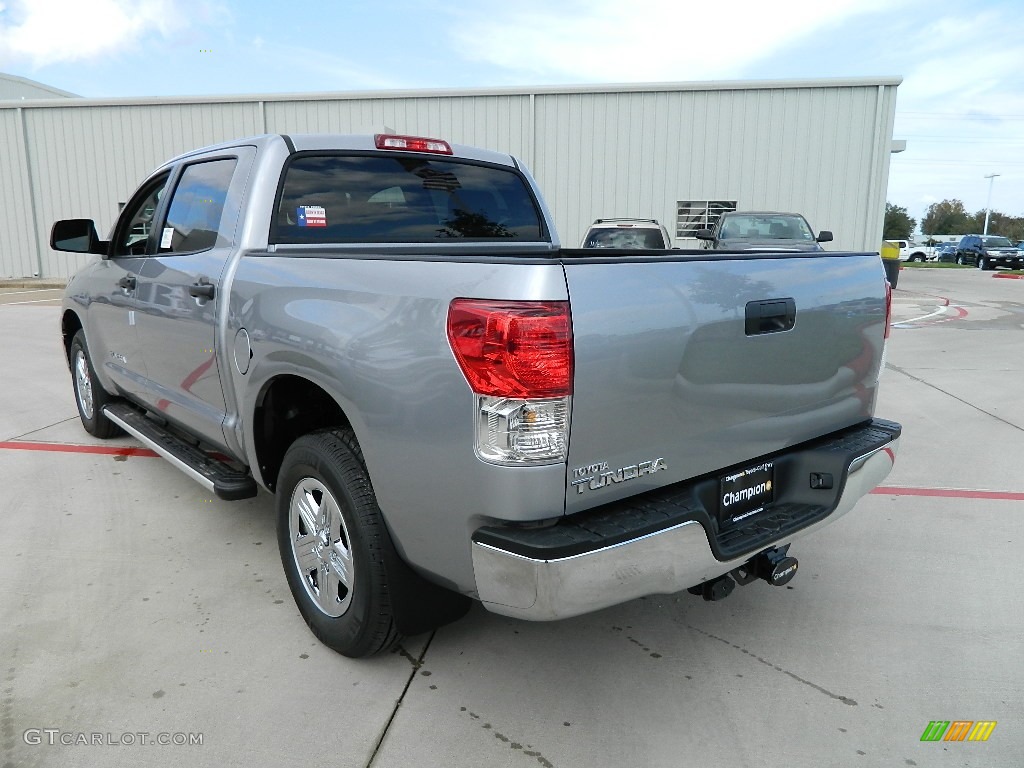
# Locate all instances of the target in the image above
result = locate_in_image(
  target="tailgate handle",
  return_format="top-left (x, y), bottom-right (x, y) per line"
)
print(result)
top-left (745, 298), bottom-right (796, 335)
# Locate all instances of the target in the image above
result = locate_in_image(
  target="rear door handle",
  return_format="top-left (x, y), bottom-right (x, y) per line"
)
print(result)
top-left (117, 275), bottom-right (136, 291)
top-left (188, 278), bottom-right (215, 300)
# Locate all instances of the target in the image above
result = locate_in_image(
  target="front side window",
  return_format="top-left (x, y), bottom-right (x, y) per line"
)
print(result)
top-left (159, 158), bottom-right (238, 253)
top-left (271, 155), bottom-right (546, 244)
top-left (112, 174), bottom-right (170, 257)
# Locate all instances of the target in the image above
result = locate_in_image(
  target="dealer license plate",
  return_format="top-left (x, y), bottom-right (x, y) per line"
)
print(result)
top-left (719, 461), bottom-right (775, 525)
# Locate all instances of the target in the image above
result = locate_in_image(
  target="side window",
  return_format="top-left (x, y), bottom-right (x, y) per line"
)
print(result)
top-left (159, 158), bottom-right (238, 254)
top-left (112, 174), bottom-right (170, 257)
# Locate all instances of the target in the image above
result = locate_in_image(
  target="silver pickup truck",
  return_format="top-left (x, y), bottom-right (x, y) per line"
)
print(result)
top-left (53, 133), bottom-right (901, 657)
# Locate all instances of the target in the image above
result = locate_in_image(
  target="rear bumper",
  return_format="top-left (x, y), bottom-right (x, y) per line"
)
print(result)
top-left (471, 419), bottom-right (900, 620)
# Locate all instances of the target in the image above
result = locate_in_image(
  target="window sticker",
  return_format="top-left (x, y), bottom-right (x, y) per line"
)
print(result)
top-left (296, 205), bottom-right (327, 227)
top-left (160, 227), bottom-right (174, 249)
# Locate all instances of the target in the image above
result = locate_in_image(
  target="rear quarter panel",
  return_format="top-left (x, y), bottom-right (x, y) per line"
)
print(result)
top-left (228, 253), bottom-right (569, 593)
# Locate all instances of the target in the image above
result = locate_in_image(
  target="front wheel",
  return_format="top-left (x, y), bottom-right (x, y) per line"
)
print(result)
top-left (69, 330), bottom-right (123, 438)
top-left (276, 429), bottom-right (402, 657)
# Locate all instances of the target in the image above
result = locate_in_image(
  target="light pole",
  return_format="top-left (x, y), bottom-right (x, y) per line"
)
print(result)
top-left (983, 173), bottom-right (1000, 235)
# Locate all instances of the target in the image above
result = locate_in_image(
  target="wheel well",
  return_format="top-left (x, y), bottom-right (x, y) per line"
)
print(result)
top-left (61, 311), bottom-right (83, 366)
top-left (253, 375), bottom-right (350, 491)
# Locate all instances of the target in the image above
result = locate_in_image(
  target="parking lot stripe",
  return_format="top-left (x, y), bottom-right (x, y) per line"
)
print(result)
top-left (0, 440), bottom-right (158, 458)
top-left (3, 440), bottom-right (1018, 501)
top-left (872, 485), bottom-right (1024, 501)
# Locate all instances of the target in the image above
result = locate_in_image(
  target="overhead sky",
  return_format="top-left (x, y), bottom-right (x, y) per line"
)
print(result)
top-left (1, 0), bottom-right (1022, 233)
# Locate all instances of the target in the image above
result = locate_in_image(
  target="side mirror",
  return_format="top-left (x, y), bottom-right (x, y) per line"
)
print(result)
top-left (51, 219), bottom-right (104, 254)
top-left (816, 230), bottom-right (833, 243)
top-left (694, 229), bottom-right (714, 241)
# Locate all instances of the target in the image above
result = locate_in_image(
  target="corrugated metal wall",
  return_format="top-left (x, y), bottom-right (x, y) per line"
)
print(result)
top-left (0, 79), bottom-right (898, 279)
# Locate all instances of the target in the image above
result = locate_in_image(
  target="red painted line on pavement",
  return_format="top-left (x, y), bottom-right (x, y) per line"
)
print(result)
top-left (872, 486), bottom-right (1024, 501)
top-left (3, 443), bottom-right (1020, 501)
top-left (0, 441), bottom-right (159, 457)
top-left (994, 273), bottom-right (1023, 279)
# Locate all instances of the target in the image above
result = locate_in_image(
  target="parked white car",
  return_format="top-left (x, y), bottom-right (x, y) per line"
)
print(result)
top-left (893, 240), bottom-right (935, 262)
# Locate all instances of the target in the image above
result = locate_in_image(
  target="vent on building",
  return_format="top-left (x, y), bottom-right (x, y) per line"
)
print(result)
top-left (676, 200), bottom-right (737, 238)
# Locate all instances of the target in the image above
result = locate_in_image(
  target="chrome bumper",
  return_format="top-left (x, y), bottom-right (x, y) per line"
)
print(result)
top-left (472, 436), bottom-right (899, 621)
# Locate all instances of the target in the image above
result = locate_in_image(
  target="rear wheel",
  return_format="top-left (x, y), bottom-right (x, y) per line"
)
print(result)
top-left (69, 330), bottom-right (123, 438)
top-left (277, 428), bottom-right (408, 657)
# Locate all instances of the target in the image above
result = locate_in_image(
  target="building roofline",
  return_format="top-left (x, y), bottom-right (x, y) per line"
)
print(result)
top-left (0, 72), bottom-right (79, 99)
top-left (0, 76), bottom-right (902, 110)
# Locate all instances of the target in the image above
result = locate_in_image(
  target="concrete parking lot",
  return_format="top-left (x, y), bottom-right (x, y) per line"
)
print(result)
top-left (1, 267), bottom-right (1021, 768)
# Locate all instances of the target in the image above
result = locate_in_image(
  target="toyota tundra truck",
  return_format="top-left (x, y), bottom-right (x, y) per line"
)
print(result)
top-left (53, 133), bottom-right (901, 657)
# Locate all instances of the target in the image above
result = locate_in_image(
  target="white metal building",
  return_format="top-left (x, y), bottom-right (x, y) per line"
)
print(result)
top-left (1, 76), bottom-right (900, 280)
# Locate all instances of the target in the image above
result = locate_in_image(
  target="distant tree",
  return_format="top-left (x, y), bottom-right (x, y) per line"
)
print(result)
top-left (968, 210), bottom-right (1024, 241)
top-left (921, 199), bottom-right (975, 236)
top-left (883, 202), bottom-right (916, 240)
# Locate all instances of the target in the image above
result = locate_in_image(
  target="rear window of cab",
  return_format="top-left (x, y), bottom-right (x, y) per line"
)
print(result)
top-left (271, 154), bottom-right (547, 244)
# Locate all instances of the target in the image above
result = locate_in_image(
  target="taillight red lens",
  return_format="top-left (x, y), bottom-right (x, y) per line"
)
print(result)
top-left (447, 299), bottom-right (573, 398)
top-left (884, 280), bottom-right (892, 339)
top-left (374, 134), bottom-right (453, 155)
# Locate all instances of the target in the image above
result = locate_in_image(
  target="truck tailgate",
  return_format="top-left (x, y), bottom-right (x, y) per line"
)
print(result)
top-left (562, 252), bottom-right (887, 514)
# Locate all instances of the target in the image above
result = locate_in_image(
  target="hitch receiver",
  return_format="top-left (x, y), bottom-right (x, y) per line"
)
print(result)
top-left (732, 545), bottom-right (799, 587)
top-left (688, 546), bottom-right (799, 602)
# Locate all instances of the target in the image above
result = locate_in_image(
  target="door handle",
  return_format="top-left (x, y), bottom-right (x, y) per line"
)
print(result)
top-left (117, 275), bottom-right (136, 291)
top-left (188, 278), bottom-right (215, 300)
top-left (745, 298), bottom-right (796, 335)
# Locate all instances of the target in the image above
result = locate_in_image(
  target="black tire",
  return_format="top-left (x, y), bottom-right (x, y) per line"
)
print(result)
top-left (276, 429), bottom-right (403, 657)
top-left (979, 257), bottom-right (990, 270)
top-left (955, 255), bottom-right (964, 265)
top-left (69, 330), bottom-right (123, 438)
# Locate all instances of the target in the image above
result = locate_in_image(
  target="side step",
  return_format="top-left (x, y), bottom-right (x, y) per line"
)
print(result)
top-left (104, 403), bottom-right (257, 500)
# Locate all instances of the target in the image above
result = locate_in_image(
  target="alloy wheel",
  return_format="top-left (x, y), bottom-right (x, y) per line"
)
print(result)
top-left (74, 349), bottom-right (94, 420)
top-left (288, 477), bottom-right (355, 618)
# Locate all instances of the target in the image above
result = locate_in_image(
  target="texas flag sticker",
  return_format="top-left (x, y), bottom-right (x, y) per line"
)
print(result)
top-left (296, 205), bottom-right (327, 227)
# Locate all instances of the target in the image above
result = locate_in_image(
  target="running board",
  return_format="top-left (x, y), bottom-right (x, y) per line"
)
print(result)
top-left (103, 403), bottom-right (258, 500)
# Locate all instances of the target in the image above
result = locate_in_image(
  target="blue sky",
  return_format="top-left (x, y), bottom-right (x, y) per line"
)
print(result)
top-left (2, 0), bottom-right (1023, 233)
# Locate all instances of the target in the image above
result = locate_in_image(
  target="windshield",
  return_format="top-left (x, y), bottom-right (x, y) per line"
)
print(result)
top-left (982, 236), bottom-right (1013, 247)
top-left (718, 214), bottom-right (815, 241)
top-left (583, 228), bottom-right (666, 249)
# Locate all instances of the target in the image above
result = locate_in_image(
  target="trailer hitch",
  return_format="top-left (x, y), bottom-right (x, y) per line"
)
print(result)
top-left (732, 545), bottom-right (799, 587)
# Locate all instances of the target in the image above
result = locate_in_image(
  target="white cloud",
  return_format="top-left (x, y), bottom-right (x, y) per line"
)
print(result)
top-left (886, 8), bottom-right (1024, 218)
top-left (0, 0), bottom-right (227, 67)
top-left (448, 0), bottom-right (895, 82)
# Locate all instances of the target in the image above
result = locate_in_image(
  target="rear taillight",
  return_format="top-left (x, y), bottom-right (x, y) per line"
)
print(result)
top-left (447, 300), bottom-right (572, 398)
top-left (374, 134), bottom-right (453, 155)
top-left (448, 299), bottom-right (572, 465)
